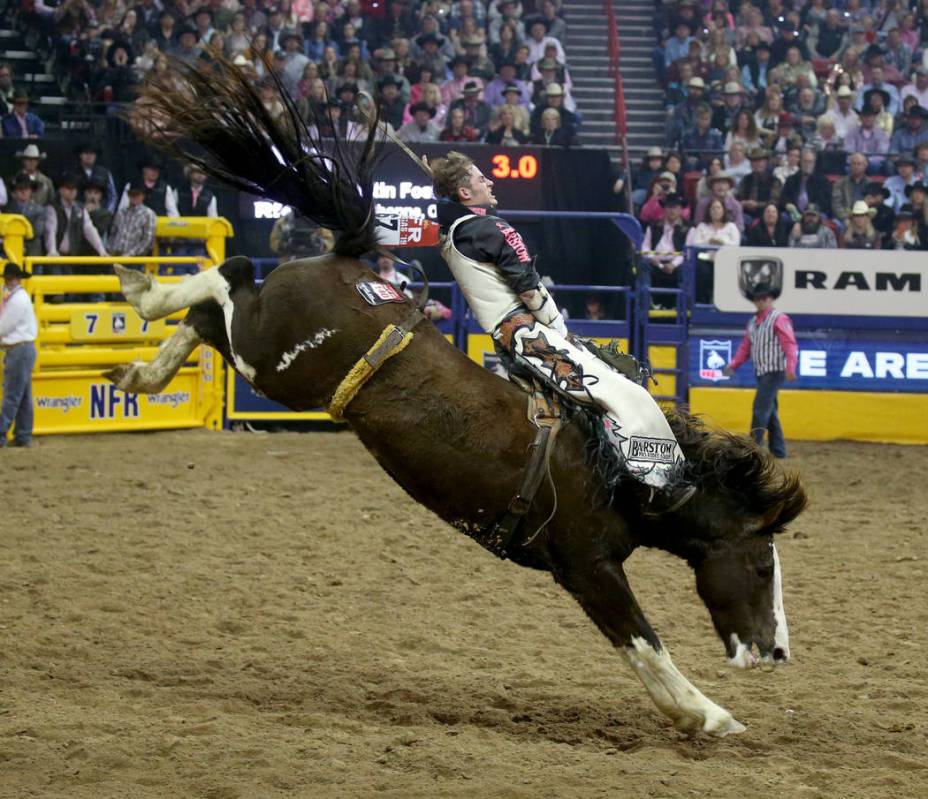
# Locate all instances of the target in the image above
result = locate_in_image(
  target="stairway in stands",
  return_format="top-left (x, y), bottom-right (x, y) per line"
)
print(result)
top-left (566, 0), bottom-right (666, 160)
top-left (0, 12), bottom-right (86, 136)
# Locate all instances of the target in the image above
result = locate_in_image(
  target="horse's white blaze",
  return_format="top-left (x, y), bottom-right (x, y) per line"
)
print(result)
top-left (771, 543), bottom-right (790, 660)
top-left (729, 634), bottom-right (758, 669)
top-left (109, 323), bottom-right (202, 394)
top-left (623, 637), bottom-right (746, 737)
top-left (275, 328), bottom-right (337, 372)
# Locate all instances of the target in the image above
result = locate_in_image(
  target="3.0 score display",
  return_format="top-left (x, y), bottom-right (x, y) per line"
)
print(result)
top-left (490, 153), bottom-right (539, 180)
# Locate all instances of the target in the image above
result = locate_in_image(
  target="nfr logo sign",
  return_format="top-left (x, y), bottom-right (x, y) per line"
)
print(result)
top-left (699, 340), bottom-right (731, 382)
top-left (90, 384), bottom-right (140, 419)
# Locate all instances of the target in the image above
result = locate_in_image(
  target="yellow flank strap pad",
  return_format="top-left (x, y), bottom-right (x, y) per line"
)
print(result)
top-left (327, 324), bottom-right (413, 421)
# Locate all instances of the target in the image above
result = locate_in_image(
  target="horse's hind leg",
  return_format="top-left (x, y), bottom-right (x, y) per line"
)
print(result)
top-left (564, 559), bottom-right (745, 737)
top-left (104, 321), bottom-right (202, 394)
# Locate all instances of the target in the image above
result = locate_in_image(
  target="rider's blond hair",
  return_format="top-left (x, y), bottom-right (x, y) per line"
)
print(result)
top-left (431, 151), bottom-right (474, 201)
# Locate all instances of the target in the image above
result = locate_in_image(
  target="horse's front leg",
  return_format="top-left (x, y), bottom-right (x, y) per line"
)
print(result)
top-left (566, 559), bottom-right (745, 737)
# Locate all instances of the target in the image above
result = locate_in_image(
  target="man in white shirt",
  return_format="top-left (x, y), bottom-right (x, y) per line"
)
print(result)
top-left (823, 85), bottom-right (859, 140)
top-left (0, 263), bottom-right (38, 447)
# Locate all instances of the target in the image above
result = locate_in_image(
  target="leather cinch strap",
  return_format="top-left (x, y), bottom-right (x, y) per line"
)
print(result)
top-left (327, 310), bottom-right (422, 421)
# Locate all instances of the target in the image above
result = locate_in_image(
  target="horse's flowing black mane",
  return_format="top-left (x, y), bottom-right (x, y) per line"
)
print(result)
top-left (583, 406), bottom-right (806, 529)
top-left (132, 54), bottom-right (381, 257)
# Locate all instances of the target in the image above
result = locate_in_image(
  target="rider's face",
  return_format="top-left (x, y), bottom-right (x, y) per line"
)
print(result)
top-left (461, 165), bottom-right (497, 207)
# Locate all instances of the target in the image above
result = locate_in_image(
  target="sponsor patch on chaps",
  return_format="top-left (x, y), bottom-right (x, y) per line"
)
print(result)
top-left (356, 281), bottom-right (406, 306)
top-left (628, 436), bottom-right (676, 464)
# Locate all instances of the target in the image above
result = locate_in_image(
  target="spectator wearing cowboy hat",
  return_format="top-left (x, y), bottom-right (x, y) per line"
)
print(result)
top-left (460, 36), bottom-right (496, 84)
top-left (118, 154), bottom-right (179, 217)
top-left (695, 173), bottom-right (745, 232)
top-left (639, 171), bottom-right (681, 226)
top-left (529, 83), bottom-right (577, 137)
top-left (890, 105), bottom-right (928, 157)
top-left (378, 74), bottom-right (407, 131)
top-left (74, 142), bottom-right (117, 213)
top-left (711, 81), bottom-right (746, 137)
top-left (4, 175), bottom-right (45, 256)
top-left (884, 156), bottom-right (917, 212)
top-left (862, 182), bottom-right (896, 247)
top-left (1, 90), bottom-right (44, 139)
top-left (0, 263), bottom-right (38, 448)
top-left (484, 61), bottom-right (530, 108)
top-left (856, 66), bottom-right (901, 117)
top-left (171, 24), bottom-right (202, 66)
top-left (11, 144), bottom-right (54, 207)
top-left (94, 39), bottom-right (137, 105)
top-left (489, 1), bottom-right (525, 48)
top-left (525, 17), bottom-right (565, 64)
top-left (497, 82), bottom-right (530, 134)
top-left (822, 85), bottom-right (859, 140)
top-left (888, 203), bottom-right (922, 250)
top-left (450, 80), bottom-right (493, 136)
top-left (843, 201), bottom-right (881, 249)
top-left (641, 192), bottom-right (690, 302)
top-left (844, 106), bottom-right (890, 173)
top-left (109, 180), bottom-right (158, 258)
top-left (666, 75), bottom-right (707, 149)
top-left (44, 171), bottom-right (108, 287)
top-left (738, 148), bottom-right (781, 220)
top-left (397, 102), bottom-right (441, 143)
top-left (280, 29), bottom-right (311, 96)
top-left (414, 32), bottom-right (449, 78)
top-left (442, 55), bottom-right (481, 106)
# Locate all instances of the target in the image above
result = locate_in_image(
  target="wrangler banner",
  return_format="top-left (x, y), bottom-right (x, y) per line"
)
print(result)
top-left (712, 247), bottom-right (927, 317)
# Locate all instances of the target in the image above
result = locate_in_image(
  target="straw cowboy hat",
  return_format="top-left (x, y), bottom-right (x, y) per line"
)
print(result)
top-left (850, 201), bottom-right (876, 217)
top-left (15, 144), bottom-right (46, 160)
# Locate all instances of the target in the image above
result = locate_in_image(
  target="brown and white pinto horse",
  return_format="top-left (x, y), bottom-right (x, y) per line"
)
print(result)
top-left (107, 57), bottom-right (806, 737)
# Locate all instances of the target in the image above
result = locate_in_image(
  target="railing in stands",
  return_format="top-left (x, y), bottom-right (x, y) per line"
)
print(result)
top-left (603, 0), bottom-right (632, 208)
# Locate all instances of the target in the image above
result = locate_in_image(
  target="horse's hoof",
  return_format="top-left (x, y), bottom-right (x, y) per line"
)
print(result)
top-left (705, 714), bottom-right (746, 738)
top-left (114, 264), bottom-right (152, 297)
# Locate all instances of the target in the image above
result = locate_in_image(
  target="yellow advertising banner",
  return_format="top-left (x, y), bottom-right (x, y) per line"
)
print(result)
top-left (32, 369), bottom-right (209, 435)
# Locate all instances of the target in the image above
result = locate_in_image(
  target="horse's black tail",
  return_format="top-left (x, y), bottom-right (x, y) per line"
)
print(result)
top-left (131, 54), bottom-right (380, 258)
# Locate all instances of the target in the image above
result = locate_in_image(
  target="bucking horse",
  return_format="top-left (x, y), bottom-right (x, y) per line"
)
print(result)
top-left (107, 56), bottom-right (806, 737)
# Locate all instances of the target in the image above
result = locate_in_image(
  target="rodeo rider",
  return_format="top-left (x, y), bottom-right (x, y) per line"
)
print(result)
top-left (430, 151), bottom-right (694, 514)
top-left (0, 263), bottom-right (37, 447)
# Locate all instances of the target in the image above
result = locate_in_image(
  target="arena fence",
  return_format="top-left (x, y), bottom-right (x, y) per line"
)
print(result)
top-left (2, 212), bottom-right (924, 444)
top-left (1, 215), bottom-right (231, 435)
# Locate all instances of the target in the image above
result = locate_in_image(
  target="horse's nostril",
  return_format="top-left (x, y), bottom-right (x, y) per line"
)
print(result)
top-left (773, 647), bottom-right (787, 661)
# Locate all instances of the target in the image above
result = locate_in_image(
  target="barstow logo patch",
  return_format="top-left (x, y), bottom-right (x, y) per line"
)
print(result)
top-left (627, 436), bottom-right (677, 464)
top-left (357, 281), bottom-right (407, 306)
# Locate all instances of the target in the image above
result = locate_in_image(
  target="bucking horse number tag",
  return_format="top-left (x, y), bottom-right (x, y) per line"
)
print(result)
top-left (357, 281), bottom-right (407, 306)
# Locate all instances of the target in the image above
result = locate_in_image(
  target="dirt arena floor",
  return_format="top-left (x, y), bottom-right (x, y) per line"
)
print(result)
top-left (1, 428), bottom-right (926, 799)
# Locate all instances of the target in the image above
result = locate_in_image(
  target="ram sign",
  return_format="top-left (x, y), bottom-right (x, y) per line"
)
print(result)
top-left (713, 247), bottom-right (927, 317)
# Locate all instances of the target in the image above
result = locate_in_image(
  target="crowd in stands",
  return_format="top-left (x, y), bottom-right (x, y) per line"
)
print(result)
top-left (1, 137), bottom-right (217, 266)
top-left (637, 0), bottom-right (928, 272)
top-left (19, 0), bottom-right (579, 147)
